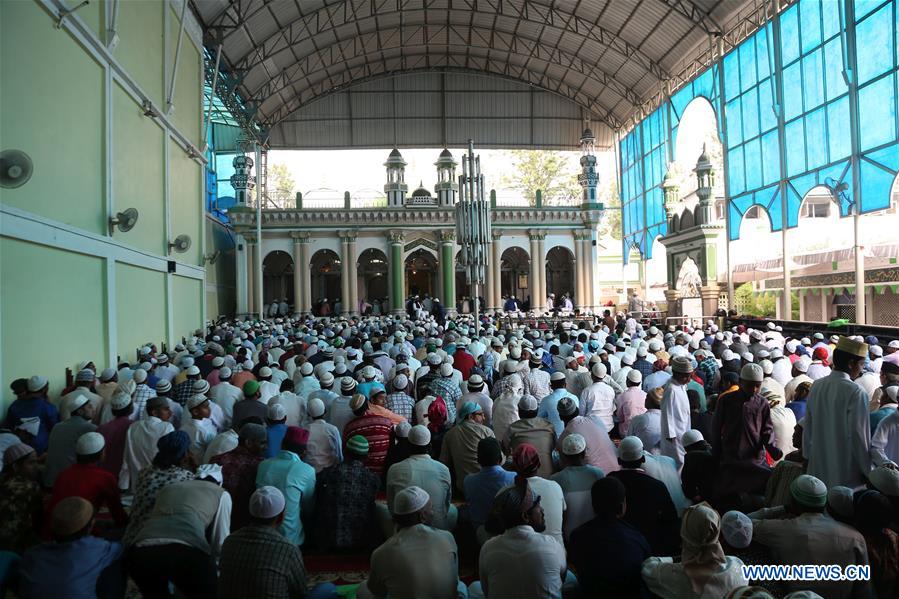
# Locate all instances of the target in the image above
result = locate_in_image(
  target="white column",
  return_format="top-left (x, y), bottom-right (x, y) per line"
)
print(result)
top-left (573, 233), bottom-right (584, 308)
top-left (528, 231), bottom-right (540, 308)
top-left (291, 232), bottom-right (309, 316)
top-left (348, 236), bottom-right (359, 315)
top-left (246, 236), bottom-right (257, 317)
top-left (536, 235), bottom-right (546, 310)
top-left (491, 231), bottom-right (503, 310)
top-left (236, 233), bottom-right (248, 315)
top-left (339, 232), bottom-right (351, 317)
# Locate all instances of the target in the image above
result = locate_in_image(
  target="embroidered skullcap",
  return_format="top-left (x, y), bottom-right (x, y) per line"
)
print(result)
top-left (346, 435), bottom-right (370, 456)
top-left (721, 511), bottom-right (753, 549)
top-left (562, 433), bottom-right (587, 456)
top-left (393, 486), bottom-right (430, 515)
top-left (249, 486), bottom-right (285, 519)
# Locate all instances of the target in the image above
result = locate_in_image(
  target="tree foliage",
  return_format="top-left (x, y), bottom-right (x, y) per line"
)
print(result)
top-left (598, 179), bottom-right (622, 240)
top-left (268, 163), bottom-right (296, 198)
top-left (501, 150), bottom-right (580, 205)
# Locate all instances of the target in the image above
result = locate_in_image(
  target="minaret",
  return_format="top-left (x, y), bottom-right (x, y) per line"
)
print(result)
top-left (230, 154), bottom-right (254, 206)
top-left (434, 148), bottom-right (458, 206)
top-left (384, 148), bottom-right (408, 207)
top-left (694, 144), bottom-right (715, 225)
top-left (577, 128), bottom-right (599, 207)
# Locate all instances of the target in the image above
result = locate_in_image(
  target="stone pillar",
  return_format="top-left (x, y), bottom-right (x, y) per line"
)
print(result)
top-left (245, 234), bottom-right (257, 317)
top-left (573, 232), bottom-right (586, 309)
top-left (490, 230), bottom-right (502, 310)
top-left (439, 231), bottom-right (457, 315)
top-left (236, 233), bottom-right (248, 316)
top-left (536, 235), bottom-right (546, 310)
top-left (338, 231), bottom-right (355, 317)
top-left (291, 232), bottom-right (310, 316)
top-left (528, 230), bottom-right (540, 309)
top-left (347, 233), bottom-right (359, 315)
top-left (699, 285), bottom-right (720, 319)
top-left (664, 289), bottom-right (680, 318)
top-left (387, 231), bottom-right (405, 314)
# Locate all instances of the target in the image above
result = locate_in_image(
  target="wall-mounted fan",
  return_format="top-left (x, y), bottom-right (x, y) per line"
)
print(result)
top-left (108, 208), bottom-right (139, 235)
top-left (169, 234), bottom-right (192, 254)
top-left (0, 150), bottom-right (33, 188)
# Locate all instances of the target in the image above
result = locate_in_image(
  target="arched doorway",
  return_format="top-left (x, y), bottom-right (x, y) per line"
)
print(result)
top-left (405, 249), bottom-right (437, 297)
top-left (262, 250), bottom-right (294, 307)
top-left (545, 246), bottom-right (574, 301)
top-left (500, 247), bottom-right (530, 301)
top-left (357, 248), bottom-right (388, 309)
top-left (455, 249), bottom-right (468, 311)
top-left (675, 256), bottom-right (703, 318)
top-left (309, 249), bottom-right (342, 305)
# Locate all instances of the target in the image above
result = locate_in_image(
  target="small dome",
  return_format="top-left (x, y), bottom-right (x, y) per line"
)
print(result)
top-left (411, 182), bottom-right (432, 198)
top-left (439, 148), bottom-right (453, 158)
top-left (385, 147), bottom-right (407, 168)
top-left (389, 148), bottom-right (403, 158)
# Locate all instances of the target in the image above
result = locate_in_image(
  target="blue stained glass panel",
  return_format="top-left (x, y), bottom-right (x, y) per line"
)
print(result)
top-left (727, 99), bottom-right (744, 147)
top-left (758, 79), bottom-right (778, 133)
top-left (858, 75), bottom-right (897, 151)
top-left (740, 40), bottom-right (758, 91)
top-left (729, 145), bottom-right (746, 195)
top-left (860, 158), bottom-right (896, 211)
top-left (856, 4), bottom-right (895, 85)
top-left (802, 49), bottom-right (825, 111)
top-left (785, 118), bottom-right (807, 176)
top-left (823, 38), bottom-right (847, 101)
top-left (827, 97), bottom-right (851, 161)
top-left (822, 0), bottom-right (841, 39)
top-left (804, 106), bottom-right (829, 169)
top-left (743, 87), bottom-right (760, 141)
top-left (723, 50), bottom-right (742, 101)
top-left (744, 137), bottom-right (763, 190)
top-left (756, 28), bottom-right (772, 80)
top-left (855, 0), bottom-right (888, 21)
top-left (762, 130), bottom-right (781, 186)
top-left (800, 0), bottom-right (822, 54)
top-left (783, 63), bottom-right (803, 121)
top-left (781, 6), bottom-right (800, 65)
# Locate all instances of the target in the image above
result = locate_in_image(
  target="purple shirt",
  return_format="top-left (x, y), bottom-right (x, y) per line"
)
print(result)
top-left (97, 416), bottom-right (133, 481)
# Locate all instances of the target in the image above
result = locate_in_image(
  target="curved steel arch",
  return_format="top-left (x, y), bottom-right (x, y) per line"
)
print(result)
top-left (225, 1), bottom-right (672, 84)
top-left (250, 28), bottom-right (640, 124)
top-left (262, 55), bottom-right (623, 131)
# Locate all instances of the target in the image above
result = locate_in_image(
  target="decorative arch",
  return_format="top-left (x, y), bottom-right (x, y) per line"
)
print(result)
top-left (679, 208), bottom-right (695, 230)
top-left (405, 248), bottom-right (438, 298)
top-left (675, 256), bottom-right (703, 297)
top-left (500, 246), bottom-right (530, 301)
top-left (357, 248), bottom-right (389, 307)
top-left (262, 250), bottom-right (294, 307)
top-left (309, 249), bottom-right (342, 305)
top-left (545, 246), bottom-right (575, 300)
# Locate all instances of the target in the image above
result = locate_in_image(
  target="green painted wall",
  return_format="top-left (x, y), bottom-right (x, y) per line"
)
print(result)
top-left (0, 0), bottom-right (104, 234)
top-left (168, 7), bottom-right (202, 146)
top-left (170, 141), bottom-right (202, 265)
top-left (205, 217), bottom-right (237, 319)
top-left (113, 83), bottom-right (166, 254)
top-left (173, 275), bottom-right (202, 343)
top-left (114, 0), bottom-right (164, 107)
top-left (1, 238), bottom-right (108, 405)
top-left (116, 263), bottom-right (166, 359)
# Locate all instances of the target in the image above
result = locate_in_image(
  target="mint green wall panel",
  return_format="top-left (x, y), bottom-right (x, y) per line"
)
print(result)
top-left (80, 0), bottom-right (104, 40)
top-left (114, 0), bottom-right (164, 107)
top-left (113, 83), bottom-right (166, 254)
top-left (1, 239), bottom-right (107, 413)
top-left (116, 263), bottom-right (166, 359)
top-left (170, 143), bottom-right (202, 265)
top-left (169, 9), bottom-right (202, 146)
top-left (0, 0), bottom-right (104, 234)
top-left (173, 275), bottom-right (202, 343)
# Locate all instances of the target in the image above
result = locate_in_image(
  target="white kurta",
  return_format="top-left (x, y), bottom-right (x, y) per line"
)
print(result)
top-left (784, 374), bottom-right (813, 404)
top-left (209, 382), bottom-right (243, 429)
top-left (802, 371), bottom-right (872, 488)
top-left (769, 405), bottom-right (797, 462)
top-left (660, 380), bottom-right (691, 469)
top-left (871, 409), bottom-right (899, 466)
top-left (770, 358), bottom-right (793, 387)
top-left (120, 416), bottom-right (175, 490)
top-left (579, 381), bottom-right (616, 432)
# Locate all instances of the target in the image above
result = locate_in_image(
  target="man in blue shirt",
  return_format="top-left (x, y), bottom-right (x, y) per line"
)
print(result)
top-left (537, 372), bottom-right (578, 436)
top-left (4, 376), bottom-right (58, 454)
top-left (18, 497), bottom-right (124, 599)
top-left (256, 426), bottom-right (316, 546)
top-left (463, 437), bottom-right (514, 544)
top-left (264, 403), bottom-right (288, 458)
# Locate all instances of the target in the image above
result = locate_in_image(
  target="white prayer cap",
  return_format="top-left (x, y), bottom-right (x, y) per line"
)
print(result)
top-left (721, 511), bottom-right (753, 549)
top-left (192, 379), bottom-right (210, 395)
top-left (395, 421), bottom-right (412, 439)
top-left (827, 486), bottom-right (855, 519)
top-left (627, 369), bottom-right (643, 384)
top-left (760, 360), bottom-right (774, 375)
top-left (27, 375), bottom-right (48, 393)
top-left (258, 366), bottom-right (273, 378)
top-left (185, 365), bottom-right (201, 376)
top-left (197, 464), bottom-right (223, 484)
top-left (562, 433), bottom-right (587, 456)
top-left (139, 362), bottom-right (153, 371)
top-left (794, 356), bottom-right (811, 373)
top-left (618, 436), bottom-right (644, 462)
top-left (16, 416), bottom-right (41, 436)
top-left (518, 395), bottom-right (538, 411)
top-left (770, 348), bottom-right (784, 359)
top-left (757, 349), bottom-right (770, 359)
top-left (503, 360), bottom-right (519, 374)
top-left (181, 356), bottom-right (195, 368)
top-left (75, 432), bottom-right (105, 455)
top-left (813, 332), bottom-right (825, 341)
top-left (408, 425), bottom-right (431, 447)
top-left (550, 371), bottom-right (567, 382)
top-left (636, 346), bottom-right (648, 358)
top-left (211, 357), bottom-right (225, 367)
top-left (139, 346), bottom-right (152, 356)
top-left (242, 360), bottom-right (254, 370)
top-left (889, 340), bottom-right (899, 349)
top-left (110, 390), bottom-right (132, 410)
top-left (740, 363), bottom-right (764, 382)
top-left (267, 402), bottom-right (287, 421)
top-left (439, 363), bottom-right (453, 377)
top-left (468, 374), bottom-right (484, 387)
top-left (621, 353), bottom-right (635, 366)
top-left (683, 429), bottom-right (705, 447)
top-left (306, 398), bottom-right (325, 419)
top-left (186, 394), bottom-right (209, 410)
top-left (249, 486), bottom-right (286, 519)
top-left (119, 380), bottom-right (136, 395)
top-left (157, 354), bottom-right (169, 364)
top-left (132, 369), bottom-right (148, 384)
top-left (740, 352), bottom-right (754, 363)
top-left (218, 367), bottom-right (232, 379)
top-left (393, 486), bottom-right (430, 515)
top-left (393, 374), bottom-right (409, 389)
top-left (869, 466), bottom-right (899, 496)
top-left (721, 349), bottom-right (736, 362)
top-left (99, 368), bottom-right (117, 382)
top-left (785, 340), bottom-right (799, 352)
top-left (75, 369), bottom-right (94, 383)
top-left (66, 394), bottom-right (90, 415)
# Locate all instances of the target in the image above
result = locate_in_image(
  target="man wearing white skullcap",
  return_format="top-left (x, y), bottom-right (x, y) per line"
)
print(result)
top-left (4, 375), bottom-right (59, 454)
top-left (360, 485), bottom-right (466, 599)
top-left (180, 395), bottom-right (216, 462)
top-left (256, 367), bottom-right (280, 405)
top-left (56, 369), bottom-right (102, 422)
top-left (47, 432), bottom-right (128, 528)
top-left (386, 425), bottom-right (457, 531)
top-left (219, 486), bottom-right (320, 598)
top-left (209, 366), bottom-right (243, 429)
top-left (550, 433), bottom-right (605, 541)
top-left (660, 356), bottom-right (694, 469)
top-left (459, 374), bottom-right (493, 426)
top-left (120, 397), bottom-right (175, 492)
top-left (95, 387), bottom-right (134, 480)
top-left (614, 368), bottom-right (648, 437)
top-left (303, 397), bottom-right (343, 473)
top-left (711, 363), bottom-right (780, 469)
top-left (749, 474), bottom-right (870, 598)
top-left (43, 394), bottom-right (97, 488)
top-left (579, 363), bottom-right (617, 434)
top-left (306, 370), bottom-right (340, 417)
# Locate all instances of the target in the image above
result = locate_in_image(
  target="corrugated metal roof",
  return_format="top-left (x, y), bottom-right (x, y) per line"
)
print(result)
top-left (192, 0), bottom-right (754, 137)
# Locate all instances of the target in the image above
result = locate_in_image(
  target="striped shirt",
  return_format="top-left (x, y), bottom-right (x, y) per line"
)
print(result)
top-left (343, 412), bottom-right (394, 476)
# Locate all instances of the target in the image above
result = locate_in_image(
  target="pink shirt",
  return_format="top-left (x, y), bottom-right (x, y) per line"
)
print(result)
top-left (615, 387), bottom-right (648, 437)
